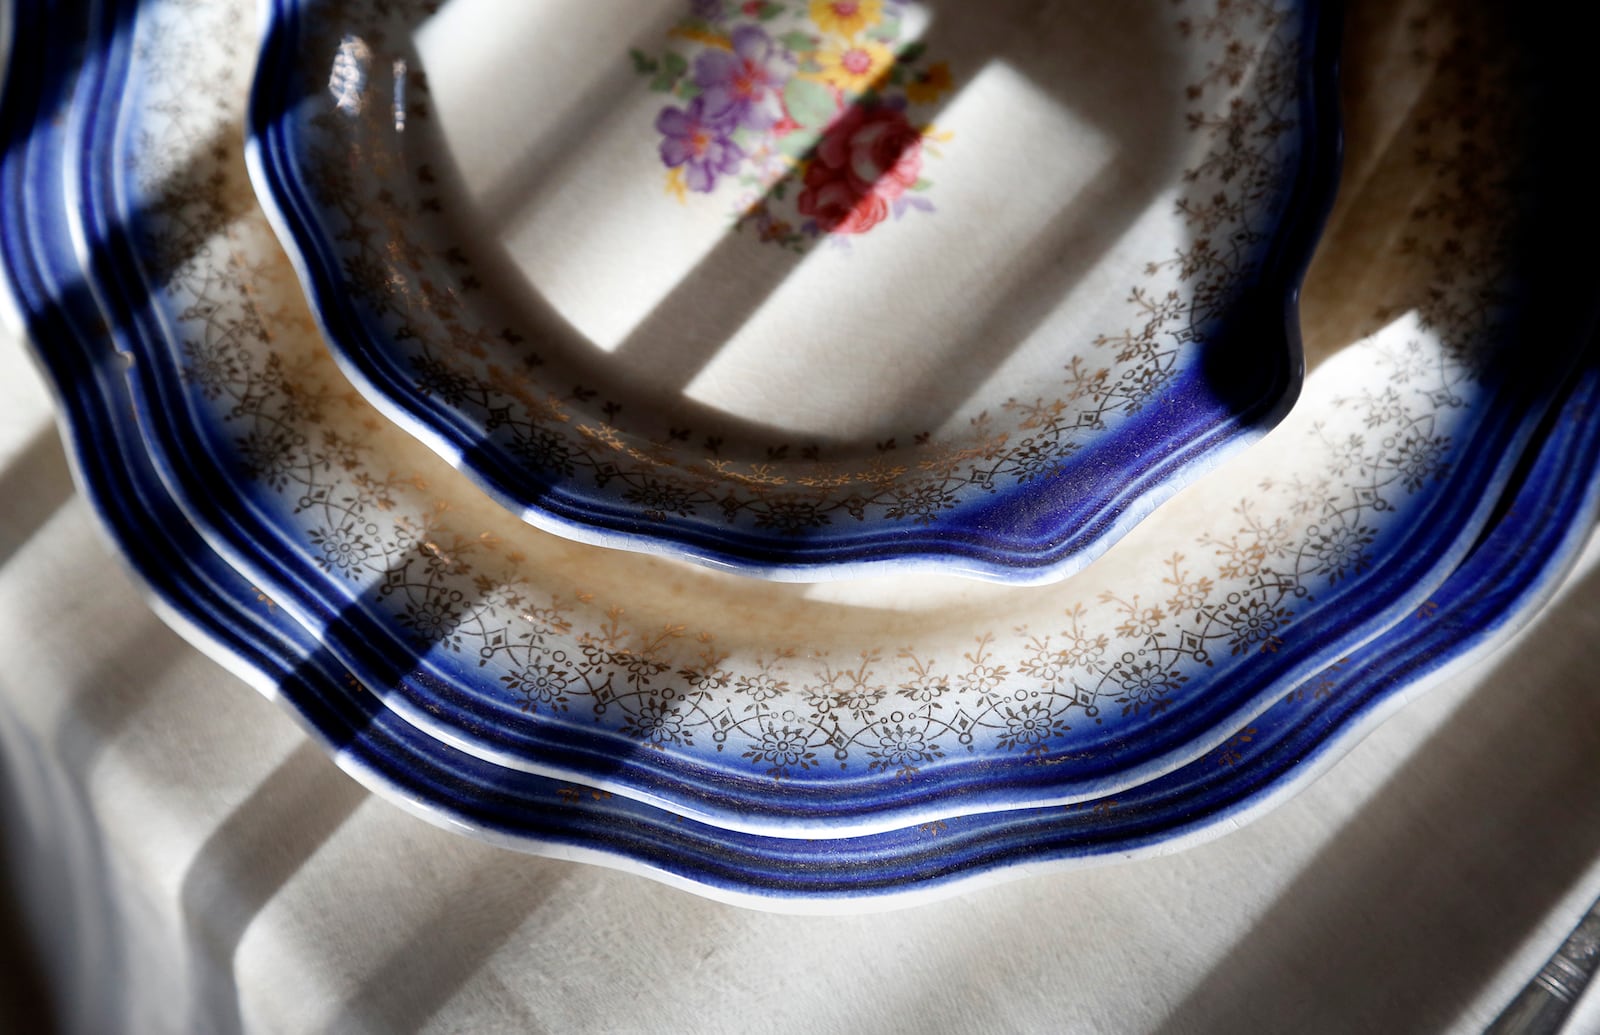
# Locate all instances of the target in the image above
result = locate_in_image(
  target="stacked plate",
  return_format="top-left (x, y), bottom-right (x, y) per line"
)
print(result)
top-left (3, 0), bottom-right (1598, 909)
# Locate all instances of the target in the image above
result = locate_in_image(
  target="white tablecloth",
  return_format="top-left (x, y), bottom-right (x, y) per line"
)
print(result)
top-left (6, 318), bottom-right (1600, 1033)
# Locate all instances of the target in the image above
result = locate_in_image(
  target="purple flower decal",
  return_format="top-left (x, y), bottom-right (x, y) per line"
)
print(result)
top-left (656, 98), bottom-right (743, 193)
top-left (694, 25), bottom-right (795, 130)
top-left (690, 0), bottom-right (724, 19)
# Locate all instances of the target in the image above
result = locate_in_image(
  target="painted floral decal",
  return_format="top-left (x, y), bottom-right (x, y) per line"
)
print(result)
top-left (631, 0), bottom-right (951, 248)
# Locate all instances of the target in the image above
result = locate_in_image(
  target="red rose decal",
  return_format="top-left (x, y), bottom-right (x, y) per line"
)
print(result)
top-left (798, 104), bottom-right (923, 234)
top-left (797, 174), bottom-right (892, 234)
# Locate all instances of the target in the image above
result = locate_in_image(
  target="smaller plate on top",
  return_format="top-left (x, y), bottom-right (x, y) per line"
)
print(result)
top-left (246, 0), bottom-right (1340, 583)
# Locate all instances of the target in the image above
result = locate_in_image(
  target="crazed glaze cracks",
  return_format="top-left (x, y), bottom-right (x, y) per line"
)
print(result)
top-left (261, 0), bottom-right (1316, 575)
top-left (116, 0), bottom-right (1540, 822)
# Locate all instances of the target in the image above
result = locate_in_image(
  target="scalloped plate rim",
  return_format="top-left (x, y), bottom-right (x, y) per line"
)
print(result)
top-left (240, 0), bottom-right (1343, 584)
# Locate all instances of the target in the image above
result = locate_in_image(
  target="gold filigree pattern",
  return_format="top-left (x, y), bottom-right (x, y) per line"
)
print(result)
top-left (123, 0), bottom-right (1521, 790)
top-left (282, 0), bottom-right (1312, 538)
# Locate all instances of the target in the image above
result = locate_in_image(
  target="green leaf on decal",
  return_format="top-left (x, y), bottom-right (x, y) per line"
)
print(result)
top-left (867, 17), bottom-right (900, 41)
top-left (779, 30), bottom-right (815, 53)
top-left (783, 77), bottom-right (835, 128)
top-left (777, 132), bottom-right (818, 158)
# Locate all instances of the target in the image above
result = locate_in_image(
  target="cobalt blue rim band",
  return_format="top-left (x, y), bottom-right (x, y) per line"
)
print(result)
top-left (18, 93), bottom-right (1600, 901)
top-left (56, 0), bottom-right (1600, 835)
top-left (241, 0), bottom-right (1343, 584)
top-left (78, 0), bottom-right (1600, 831)
top-left (7, 0), bottom-right (1600, 904)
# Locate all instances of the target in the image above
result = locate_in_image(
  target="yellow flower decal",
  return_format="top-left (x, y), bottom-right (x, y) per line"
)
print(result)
top-left (665, 166), bottom-right (688, 204)
top-left (668, 25), bottom-right (735, 50)
top-left (816, 39), bottom-right (895, 92)
top-left (809, 0), bottom-right (882, 38)
top-left (906, 61), bottom-right (953, 104)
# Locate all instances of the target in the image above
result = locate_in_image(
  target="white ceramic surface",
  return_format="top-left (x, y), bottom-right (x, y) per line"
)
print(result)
top-left (73, 0), bottom-right (1599, 835)
top-left (245, 0), bottom-right (1336, 581)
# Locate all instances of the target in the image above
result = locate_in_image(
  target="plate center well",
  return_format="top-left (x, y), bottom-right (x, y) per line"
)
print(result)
top-left (403, 0), bottom-right (1188, 453)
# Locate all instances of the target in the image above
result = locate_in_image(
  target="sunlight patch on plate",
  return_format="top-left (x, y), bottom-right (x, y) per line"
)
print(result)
top-left (681, 59), bottom-right (1114, 440)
